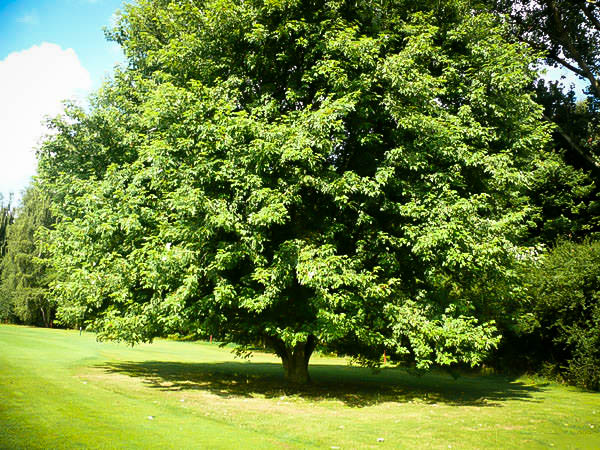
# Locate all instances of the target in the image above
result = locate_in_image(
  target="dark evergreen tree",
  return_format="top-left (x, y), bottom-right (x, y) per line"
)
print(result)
top-left (0, 195), bottom-right (14, 259)
top-left (0, 195), bottom-right (15, 322)
top-left (0, 185), bottom-right (56, 327)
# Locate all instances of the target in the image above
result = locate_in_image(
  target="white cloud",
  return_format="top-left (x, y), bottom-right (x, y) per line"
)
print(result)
top-left (0, 43), bottom-right (92, 201)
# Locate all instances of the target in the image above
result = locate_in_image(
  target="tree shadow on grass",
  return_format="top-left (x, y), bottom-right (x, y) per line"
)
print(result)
top-left (97, 360), bottom-right (544, 408)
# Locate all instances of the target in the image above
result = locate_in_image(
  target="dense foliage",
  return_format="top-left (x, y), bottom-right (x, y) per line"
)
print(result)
top-left (482, 0), bottom-right (600, 247)
top-left (0, 186), bottom-right (56, 327)
top-left (523, 239), bottom-right (600, 391)
top-left (35, 0), bottom-right (583, 383)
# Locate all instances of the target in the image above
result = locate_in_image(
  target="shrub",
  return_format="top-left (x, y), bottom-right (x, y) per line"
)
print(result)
top-left (526, 239), bottom-right (600, 390)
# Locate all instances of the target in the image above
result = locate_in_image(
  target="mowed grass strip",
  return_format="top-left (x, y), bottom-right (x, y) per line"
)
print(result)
top-left (0, 325), bottom-right (598, 449)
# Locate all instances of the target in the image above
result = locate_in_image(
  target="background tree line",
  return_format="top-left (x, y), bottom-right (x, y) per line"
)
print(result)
top-left (0, 187), bottom-right (55, 327)
top-left (0, 0), bottom-right (598, 389)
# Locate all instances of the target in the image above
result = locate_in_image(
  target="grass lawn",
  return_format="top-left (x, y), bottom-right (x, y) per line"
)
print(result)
top-left (0, 324), bottom-right (598, 449)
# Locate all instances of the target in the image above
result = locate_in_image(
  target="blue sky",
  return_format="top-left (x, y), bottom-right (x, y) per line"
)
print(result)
top-left (1, 0), bottom-right (125, 90)
top-left (0, 0), bottom-right (125, 202)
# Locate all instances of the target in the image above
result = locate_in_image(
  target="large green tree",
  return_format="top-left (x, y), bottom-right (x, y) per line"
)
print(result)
top-left (41, 0), bottom-right (554, 383)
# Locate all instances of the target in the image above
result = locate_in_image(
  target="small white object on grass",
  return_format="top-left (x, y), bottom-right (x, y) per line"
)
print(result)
top-left (147, 416), bottom-right (154, 420)
top-left (377, 438), bottom-right (384, 442)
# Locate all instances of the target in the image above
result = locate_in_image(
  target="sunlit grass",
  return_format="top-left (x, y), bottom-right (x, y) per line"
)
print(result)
top-left (1, 324), bottom-right (598, 449)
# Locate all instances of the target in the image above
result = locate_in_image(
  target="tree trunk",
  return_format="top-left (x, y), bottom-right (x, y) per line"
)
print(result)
top-left (266, 335), bottom-right (317, 384)
top-left (40, 307), bottom-right (47, 328)
top-left (282, 346), bottom-right (311, 384)
top-left (40, 305), bottom-right (52, 328)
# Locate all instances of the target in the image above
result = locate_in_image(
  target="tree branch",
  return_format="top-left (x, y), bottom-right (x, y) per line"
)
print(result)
top-left (543, 113), bottom-right (600, 174)
top-left (546, 50), bottom-right (587, 78)
top-left (547, 0), bottom-right (600, 97)
top-left (263, 335), bottom-right (288, 360)
top-left (582, 3), bottom-right (600, 32)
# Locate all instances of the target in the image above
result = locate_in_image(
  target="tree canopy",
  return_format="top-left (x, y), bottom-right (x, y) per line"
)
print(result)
top-left (40, 0), bottom-right (557, 383)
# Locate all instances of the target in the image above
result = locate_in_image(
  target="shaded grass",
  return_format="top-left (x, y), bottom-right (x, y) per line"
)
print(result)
top-left (1, 324), bottom-right (599, 449)
top-left (99, 360), bottom-right (542, 408)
